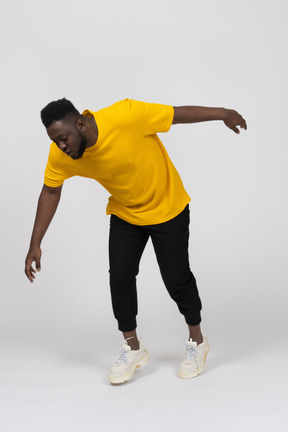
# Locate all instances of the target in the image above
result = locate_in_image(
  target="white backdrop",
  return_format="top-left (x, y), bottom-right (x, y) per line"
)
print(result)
top-left (1, 1), bottom-right (287, 431)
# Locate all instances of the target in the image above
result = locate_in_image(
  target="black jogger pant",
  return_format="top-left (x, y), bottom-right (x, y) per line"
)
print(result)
top-left (108, 204), bottom-right (202, 332)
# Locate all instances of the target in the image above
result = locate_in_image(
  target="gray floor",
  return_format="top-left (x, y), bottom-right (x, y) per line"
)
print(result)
top-left (0, 331), bottom-right (287, 432)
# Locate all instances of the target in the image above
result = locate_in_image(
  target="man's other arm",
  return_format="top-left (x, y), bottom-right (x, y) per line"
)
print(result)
top-left (25, 184), bottom-right (63, 283)
top-left (172, 106), bottom-right (247, 134)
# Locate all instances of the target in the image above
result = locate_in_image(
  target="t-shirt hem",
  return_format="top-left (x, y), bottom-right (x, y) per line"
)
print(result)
top-left (106, 198), bottom-right (191, 226)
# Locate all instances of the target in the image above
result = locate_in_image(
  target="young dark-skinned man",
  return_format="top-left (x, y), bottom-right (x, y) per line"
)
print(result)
top-left (25, 98), bottom-right (247, 384)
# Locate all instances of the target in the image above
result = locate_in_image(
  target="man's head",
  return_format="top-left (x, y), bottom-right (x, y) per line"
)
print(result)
top-left (41, 98), bottom-right (88, 160)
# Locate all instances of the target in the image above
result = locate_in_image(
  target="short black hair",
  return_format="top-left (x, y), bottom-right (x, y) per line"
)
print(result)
top-left (40, 97), bottom-right (80, 128)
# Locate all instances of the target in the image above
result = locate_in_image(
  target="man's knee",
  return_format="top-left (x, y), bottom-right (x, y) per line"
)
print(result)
top-left (109, 263), bottom-right (139, 281)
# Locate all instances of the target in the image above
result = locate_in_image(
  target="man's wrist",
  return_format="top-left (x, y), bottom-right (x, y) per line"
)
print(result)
top-left (218, 107), bottom-right (228, 121)
top-left (30, 239), bottom-right (41, 249)
top-left (201, 107), bottom-right (227, 122)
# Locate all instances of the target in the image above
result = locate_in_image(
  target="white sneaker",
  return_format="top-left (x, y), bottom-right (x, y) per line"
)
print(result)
top-left (178, 336), bottom-right (210, 379)
top-left (109, 338), bottom-right (150, 384)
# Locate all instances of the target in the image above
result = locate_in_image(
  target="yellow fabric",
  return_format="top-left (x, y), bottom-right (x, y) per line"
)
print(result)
top-left (44, 98), bottom-right (191, 225)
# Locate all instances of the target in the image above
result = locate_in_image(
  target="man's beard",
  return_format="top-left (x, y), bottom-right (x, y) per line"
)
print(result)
top-left (71, 132), bottom-right (87, 160)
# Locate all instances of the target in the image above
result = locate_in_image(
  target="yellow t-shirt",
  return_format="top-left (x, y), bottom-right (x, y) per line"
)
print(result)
top-left (44, 98), bottom-right (191, 225)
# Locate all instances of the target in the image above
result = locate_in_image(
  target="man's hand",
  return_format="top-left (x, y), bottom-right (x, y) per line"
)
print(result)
top-left (25, 246), bottom-right (42, 283)
top-left (223, 109), bottom-right (247, 134)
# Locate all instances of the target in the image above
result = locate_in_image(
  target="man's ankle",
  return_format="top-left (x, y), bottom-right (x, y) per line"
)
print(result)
top-left (126, 336), bottom-right (140, 350)
top-left (122, 330), bottom-right (139, 350)
top-left (193, 336), bottom-right (204, 345)
top-left (188, 324), bottom-right (203, 345)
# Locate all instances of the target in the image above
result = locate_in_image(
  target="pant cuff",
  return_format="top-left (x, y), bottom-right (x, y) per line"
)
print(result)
top-left (118, 317), bottom-right (137, 332)
top-left (184, 312), bottom-right (202, 326)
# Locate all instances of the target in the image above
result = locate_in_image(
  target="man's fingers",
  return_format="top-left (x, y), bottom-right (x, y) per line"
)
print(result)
top-left (25, 258), bottom-right (37, 282)
top-left (232, 118), bottom-right (247, 133)
top-left (29, 266), bottom-right (36, 282)
top-left (25, 260), bottom-right (32, 277)
top-left (25, 266), bottom-right (34, 283)
top-left (36, 258), bottom-right (41, 271)
top-left (239, 117), bottom-right (247, 130)
top-left (225, 110), bottom-right (247, 133)
top-left (25, 247), bottom-right (42, 283)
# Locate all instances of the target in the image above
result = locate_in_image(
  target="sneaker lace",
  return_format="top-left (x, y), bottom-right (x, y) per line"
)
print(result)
top-left (117, 348), bottom-right (129, 364)
top-left (114, 337), bottom-right (135, 364)
top-left (186, 345), bottom-right (198, 361)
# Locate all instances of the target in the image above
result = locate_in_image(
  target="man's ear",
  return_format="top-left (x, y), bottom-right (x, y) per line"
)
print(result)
top-left (76, 117), bottom-right (86, 132)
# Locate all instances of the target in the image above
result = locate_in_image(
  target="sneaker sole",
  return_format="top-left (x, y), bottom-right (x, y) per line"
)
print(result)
top-left (178, 339), bottom-right (210, 379)
top-left (109, 351), bottom-right (150, 385)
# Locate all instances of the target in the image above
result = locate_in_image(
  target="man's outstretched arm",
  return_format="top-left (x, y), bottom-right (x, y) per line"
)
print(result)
top-left (25, 183), bottom-right (63, 283)
top-left (172, 106), bottom-right (247, 134)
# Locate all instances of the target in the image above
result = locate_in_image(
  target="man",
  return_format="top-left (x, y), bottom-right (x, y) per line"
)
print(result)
top-left (25, 98), bottom-right (247, 384)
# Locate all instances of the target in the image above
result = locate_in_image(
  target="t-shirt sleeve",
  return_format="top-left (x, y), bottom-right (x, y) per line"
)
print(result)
top-left (44, 143), bottom-right (71, 187)
top-left (129, 99), bottom-right (174, 136)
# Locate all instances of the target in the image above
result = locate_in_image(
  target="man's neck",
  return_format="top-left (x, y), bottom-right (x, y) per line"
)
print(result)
top-left (85, 116), bottom-right (98, 149)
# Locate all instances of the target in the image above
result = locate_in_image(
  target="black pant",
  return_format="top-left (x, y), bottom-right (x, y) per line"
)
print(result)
top-left (108, 204), bottom-right (202, 332)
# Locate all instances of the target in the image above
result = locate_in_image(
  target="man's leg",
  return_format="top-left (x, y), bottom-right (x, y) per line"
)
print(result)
top-left (108, 214), bottom-right (149, 349)
top-left (108, 215), bottom-right (150, 384)
top-left (149, 205), bottom-right (203, 339)
top-left (149, 205), bottom-right (209, 378)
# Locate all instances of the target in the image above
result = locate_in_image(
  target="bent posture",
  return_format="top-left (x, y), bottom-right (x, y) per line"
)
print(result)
top-left (25, 98), bottom-right (247, 384)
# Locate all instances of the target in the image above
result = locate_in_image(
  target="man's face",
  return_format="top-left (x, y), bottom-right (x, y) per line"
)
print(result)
top-left (46, 120), bottom-right (87, 160)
